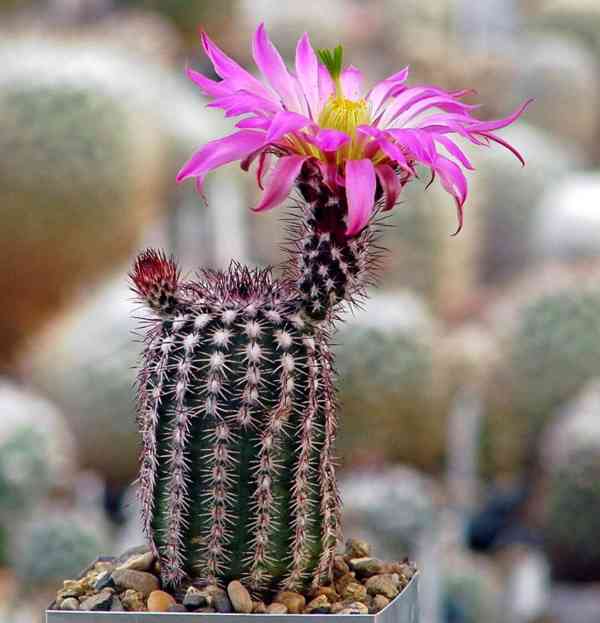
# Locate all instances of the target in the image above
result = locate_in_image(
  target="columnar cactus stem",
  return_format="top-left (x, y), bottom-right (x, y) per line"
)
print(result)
top-left (290, 160), bottom-right (382, 321)
top-left (132, 257), bottom-right (338, 593)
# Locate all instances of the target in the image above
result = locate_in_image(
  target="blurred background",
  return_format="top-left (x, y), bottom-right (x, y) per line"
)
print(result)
top-left (1, 1), bottom-right (600, 621)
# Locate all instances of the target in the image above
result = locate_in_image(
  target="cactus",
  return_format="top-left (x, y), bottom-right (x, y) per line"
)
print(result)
top-left (480, 268), bottom-right (600, 480)
top-left (131, 22), bottom-right (528, 597)
top-left (11, 511), bottom-right (108, 588)
top-left (131, 160), bottom-right (381, 591)
top-left (0, 40), bottom-right (165, 366)
top-left (132, 249), bottom-right (349, 592)
top-left (0, 381), bottom-right (75, 521)
top-left (334, 293), bottom-right (449, 472)
top-left (542, 445), bottom-right (600, 582)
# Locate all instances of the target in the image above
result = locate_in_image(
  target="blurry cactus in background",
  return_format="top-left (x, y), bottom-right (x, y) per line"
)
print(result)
top-left (335, 293), bottom-right (449, 472)
top-left (468, 123), bottom-right (580, 288)
top-left (480, 267), bottom-right (600, 480)
top-left (0, 40), bottom-right (165, 367)
top-left (539, 380), bottom-right (600, 582)
top-left (340, 466), bottom-right (436, 559)
top-left (11, 511), bottom-right (108, 589)
top-left (0, 381), bottom-right (76, 564)
top-left (442, 552), bottom-right (502, 623)
top-left (541, 446), bottom-right (600, 582)
top-left (24, 278), bottom-right (141, 488)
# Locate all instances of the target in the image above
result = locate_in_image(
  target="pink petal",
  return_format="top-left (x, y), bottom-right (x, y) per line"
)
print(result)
top-left (433, 135), bottom-right (474, 170)
top-left (200, 30), bottom-right (275, 103)
top-left (176, 130), bottom-right (265, 184)
top-left (377, 87), bottom-right (450, 127)
top-left (468, 99), bottom-right (533, 133)
top-left (236, 116), bottom-right (271, 130)
top-left (252, 23), bottom-right (301, 112)
top-left (340, 65), bottom-right (363, 100)
top-left (393, 96), bottom-right (479, 128)
top-left (479, 131), bottom-right (526, 166)
top-left (388, 128), bottom-right (437, 164)
top-left (253, 154), bottom-right (308, 212)
top-left (305, 128), bottom-right (350, 152)
top-left (295, 32), bottom-right (320, 119)
top-left (366, 67), bottom-right (409, 113)
top-left (345, 159), bottom-right (376, 236)
top-left (433, 155), bottom-right (468, 233)
top-left (375, 163), bottom-right (402, 211)
top-left (266, 110), bottom-right (313, 142)
top-left (208, 91), bottom-right (280, 118)
top-left (186, 67), bottom-right (230, 98)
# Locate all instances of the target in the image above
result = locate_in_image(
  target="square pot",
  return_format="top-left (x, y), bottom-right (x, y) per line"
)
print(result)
top-left (46, 573), bottom-right (419, 622)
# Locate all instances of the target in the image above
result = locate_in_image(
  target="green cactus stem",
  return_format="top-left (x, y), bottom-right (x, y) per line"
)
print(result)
top-left (131, 252), bottom-right (342, 593)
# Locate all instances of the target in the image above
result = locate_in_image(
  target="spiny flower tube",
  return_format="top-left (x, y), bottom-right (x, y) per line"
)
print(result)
top-left (177, 23), bottom-right (531, 237)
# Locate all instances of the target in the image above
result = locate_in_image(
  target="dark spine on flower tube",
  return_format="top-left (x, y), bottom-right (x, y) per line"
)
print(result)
top-left (287, 160), bottom-right (383, 321)
top-left (131, 252), bottom-right (340, 593)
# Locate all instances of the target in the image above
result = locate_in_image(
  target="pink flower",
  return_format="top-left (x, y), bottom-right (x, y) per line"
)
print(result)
top-left (178, 23), bottom-right (531, 237)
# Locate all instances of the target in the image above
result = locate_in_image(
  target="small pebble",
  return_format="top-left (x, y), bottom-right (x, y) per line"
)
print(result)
top-left (304, 595), bottom-right (331, 613)
top-left (274, 590), bottom-right (306, 614)
top-left (340, 601), bottom-right (369, 615)
top-left (147, 590), bottom-right (176, 612)
top-left (60, 579), bottom-right (86, 598)
top-left (365, 575), bottom-right (399, 600)
top-left (168, 604), bottom-right (188, 613)
top-left (371, 595), bottom-right (390, 612)
top-left (116, 551), bottom-right (155, 573)
top-left (266, 603), bottom-right (288, 614)
top-left (335, 572), bottom-right (357, 595)
top-left (79, 591), bottom-right (113, 611)
top-left (333, 556), bottom-right (350, 578)
top-left (93, 571), bottom-right (115, 592)
top-left (345, 538), bottom-right (371, 559)
top-left (312, 586), bottom-right (339, 602)
top-left (227, 580), bottom-right (253, 613)
top-left (121, 589), bottom-right (146, 612)
top-left (341, 581), bottom-right (367, 602)
top-left (253, 600), bottom-right (267, 614)
top-left (183, 586), bottom-right (209, 609)
top-left (330, 602), bottom-right (345, 614)
top-left (212, 589), bottom-right (233, 613)
top-left (112, 569), bottom-right (160, 597)
top-left (59, 598), bottom-right (79, 611)
top-left (349, 557), bottom-right (384, 577)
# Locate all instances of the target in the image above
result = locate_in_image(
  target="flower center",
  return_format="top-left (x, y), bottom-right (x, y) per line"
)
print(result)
top-left (318, 96), bottom-right (370, 137)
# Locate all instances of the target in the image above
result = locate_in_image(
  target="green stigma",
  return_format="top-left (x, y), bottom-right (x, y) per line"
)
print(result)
top-left (317, 45), bottom-right (344, 82)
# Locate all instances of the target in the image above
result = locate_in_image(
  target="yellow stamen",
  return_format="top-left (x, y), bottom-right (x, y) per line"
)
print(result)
top-left (319, 96), bottom-right (370, 136)
top-left (318, 96), bottom-right (371, 161)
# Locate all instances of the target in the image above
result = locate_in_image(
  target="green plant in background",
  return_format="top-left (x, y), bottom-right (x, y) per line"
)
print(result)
top-left (481, 282), bottom-right (600, 480)
top-left (442, 555), bottom-right (501, 623)
top-left (11, 513), bottom-right (107, 588)
top-left (542, 445), bottom-right (600, 582)
top-left (0, 71), bottom-right (164, 367)
top-left (115, 0), bottom-right (239, 44)
top-left (335, 293), bottom-right (449, 472)
top-left (0, 381), bottom-right (75, 565)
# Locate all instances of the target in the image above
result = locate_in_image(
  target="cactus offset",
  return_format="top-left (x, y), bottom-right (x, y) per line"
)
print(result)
top-left (132, 250), bottom-right (344, 592)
